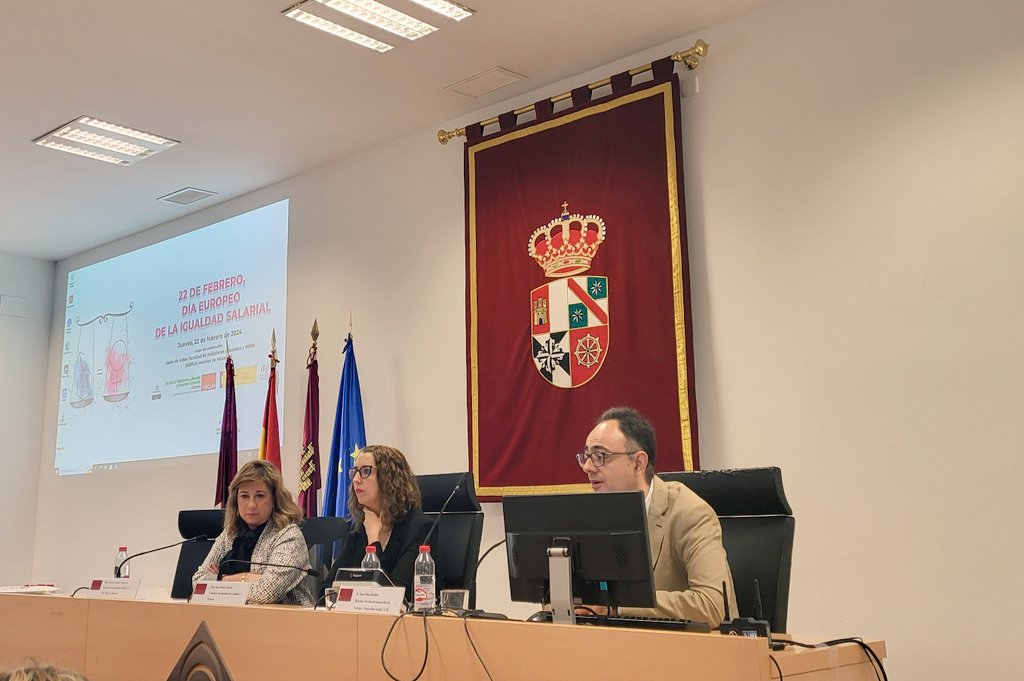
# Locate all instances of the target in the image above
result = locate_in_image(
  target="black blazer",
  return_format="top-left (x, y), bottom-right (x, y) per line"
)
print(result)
top-left (329, 508), bottom-right (435, 601)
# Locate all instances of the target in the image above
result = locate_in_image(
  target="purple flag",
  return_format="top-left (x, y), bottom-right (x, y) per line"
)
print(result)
top-left (298, 346), bottom-right (321, 518)
top-left (215, 356), bottom-right (238, 507)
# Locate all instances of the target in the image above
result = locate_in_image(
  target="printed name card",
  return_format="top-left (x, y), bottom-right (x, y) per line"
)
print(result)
top-left (330, 586), bottom-right (404, 615)
top-left (190, 581), bottom-right (249, 605)
top-left (88, 578), bottom-right (142, 600)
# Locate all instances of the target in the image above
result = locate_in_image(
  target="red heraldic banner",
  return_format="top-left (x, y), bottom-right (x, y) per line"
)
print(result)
top-left (466, 64), bottom-right (700, 497)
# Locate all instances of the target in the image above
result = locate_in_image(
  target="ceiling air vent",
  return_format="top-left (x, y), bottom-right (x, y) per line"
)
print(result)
top-left (158, 187), bottom-right (217, 206)
top-left (444, 67), bottom-right (524, 98)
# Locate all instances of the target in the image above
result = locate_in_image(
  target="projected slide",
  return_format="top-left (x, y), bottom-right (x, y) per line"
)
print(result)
top-left (55, 200), bottom-right (289, 475)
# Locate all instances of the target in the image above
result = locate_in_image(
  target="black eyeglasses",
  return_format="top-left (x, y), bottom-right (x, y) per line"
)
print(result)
top-left (348, 465), bottom-right (376, 480)
top-left (575, 449), bottom-right (638, 468)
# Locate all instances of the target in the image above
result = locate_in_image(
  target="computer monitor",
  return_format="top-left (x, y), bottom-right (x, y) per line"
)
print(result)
top-left (503, 490), bottom-right (656, 620)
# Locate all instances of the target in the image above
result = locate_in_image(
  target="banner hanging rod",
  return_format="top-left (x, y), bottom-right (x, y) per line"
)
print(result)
top-left (437, 39), bottom-right (709, 145)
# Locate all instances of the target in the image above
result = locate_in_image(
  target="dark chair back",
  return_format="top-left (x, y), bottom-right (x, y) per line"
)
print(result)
top-left (171, 509), bottom-right (225, 599)
top-left (300, 516), bottom-right (350, 600)
top-left (658, 467), bottom-right (794, 632)
top-left (417, 472), bottom-right (484, 608)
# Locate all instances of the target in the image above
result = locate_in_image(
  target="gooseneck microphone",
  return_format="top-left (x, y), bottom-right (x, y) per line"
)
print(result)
top-left (115, 535), bottom-right (208, 578)
top-left (422, 480), bottom-right (462, 546)
top-left (216, 559), bottom-right (318, 581)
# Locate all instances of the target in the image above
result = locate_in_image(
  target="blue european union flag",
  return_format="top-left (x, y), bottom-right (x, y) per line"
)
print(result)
top-left (322, 333), bottom-right (365, 520)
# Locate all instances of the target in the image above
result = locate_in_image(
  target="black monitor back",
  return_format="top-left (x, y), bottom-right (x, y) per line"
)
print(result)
top-left (503, 491), bottom-right (655, 609)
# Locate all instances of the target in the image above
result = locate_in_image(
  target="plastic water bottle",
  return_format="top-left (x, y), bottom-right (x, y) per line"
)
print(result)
top-left (361, 545), bottom-right (381, 571)
top-left (413, 545), bottom-right (435, 612)
top-left (115, 546), bottom-right (129, 578)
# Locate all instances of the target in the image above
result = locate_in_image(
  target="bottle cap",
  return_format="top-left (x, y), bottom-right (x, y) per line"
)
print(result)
top-left (366, 545), bottom-right (376, 553)
top-left (419, 545), bottom-right (430, 552)
top-left (118, 546), bottom-right (127, 552)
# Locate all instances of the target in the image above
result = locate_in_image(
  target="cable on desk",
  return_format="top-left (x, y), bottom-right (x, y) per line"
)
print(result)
top-left (460, 611), bottom-right (495, 681)
top-left (782, 637), bottom-right (886, 681)
top-left (380, 611), bottom-right (430, 681)
top-left (769, 654), bottom-right (783, 681)
top-left (69, 586), bottom-right (90, 598)
top-left (313, 588), bottom-right (337, 611)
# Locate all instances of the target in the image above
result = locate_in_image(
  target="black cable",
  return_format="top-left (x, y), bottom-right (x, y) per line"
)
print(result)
top-left (313, 588), bottom-right (337, 611)
top-left (460, 611), bottom-right (495, 681)
top-left (781, 637), bottom-right (886, 681)
top-left (575, 604), bottom-right (604, 622)
top-left (467, 538), bottom-right (506, 603)
top-left (380, 610), bottom-right (430, 681)
top-left (822, 638), bottom-right (885, 681)
top-left (473, 539), bottom-right (506, 574)
top-left (69, 586), bottom-right (90, 598)
top-left (769, 654), bottom-right (783, 681)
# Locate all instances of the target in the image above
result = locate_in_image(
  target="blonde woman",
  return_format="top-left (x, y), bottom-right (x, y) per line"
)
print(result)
top-left (329, 445), bottom-right (433, 601)
top-left (193, 460), bottom-right (314, 606)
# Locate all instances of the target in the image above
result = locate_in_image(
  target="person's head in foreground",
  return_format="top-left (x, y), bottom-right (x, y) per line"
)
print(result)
top-left (0, 663), bottom-right (89, 681)
top-left (578, 406), bottom-right (657, 492)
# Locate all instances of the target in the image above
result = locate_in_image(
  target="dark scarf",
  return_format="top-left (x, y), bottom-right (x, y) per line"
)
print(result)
top-left (220, 522), bottom-right (268, 575)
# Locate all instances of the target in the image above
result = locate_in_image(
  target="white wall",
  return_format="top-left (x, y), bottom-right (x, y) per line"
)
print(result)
top-left (27, 0), bottom-right (1024, 678)
top-left (0, 252), bottom-right (53, 584)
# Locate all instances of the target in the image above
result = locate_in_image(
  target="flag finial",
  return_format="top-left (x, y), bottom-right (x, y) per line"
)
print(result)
top-left (269, 328), bottom-right (279, 369)
top-left (308, 320), bottom-right (319, 367)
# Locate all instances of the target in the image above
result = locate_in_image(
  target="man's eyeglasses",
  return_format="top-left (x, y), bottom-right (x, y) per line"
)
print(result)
top-left (575, 450), bottom-right (638, 468)
top-left (348, 465), bottom-right (376, 480)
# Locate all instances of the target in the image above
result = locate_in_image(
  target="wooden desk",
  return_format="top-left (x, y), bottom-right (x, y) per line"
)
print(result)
top-left (0, 595), bottom-right (886, 680)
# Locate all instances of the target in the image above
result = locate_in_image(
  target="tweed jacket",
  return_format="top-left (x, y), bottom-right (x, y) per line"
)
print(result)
top-left (193, 521), bottom-right (314, 606)
top-left (619, 476), bottom-right (736, 627)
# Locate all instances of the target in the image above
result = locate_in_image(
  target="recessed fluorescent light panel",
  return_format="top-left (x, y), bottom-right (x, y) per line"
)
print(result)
top-left (284, 5), bottom-right (394, 52)
top-left (315, 0), bottom-right (437, 39)
top-left (33, 116), bottom-right (178, 166)
top-left (407, 0), bottom-right (473, 21)
top-left (283, 0), bottom-right (472, 51)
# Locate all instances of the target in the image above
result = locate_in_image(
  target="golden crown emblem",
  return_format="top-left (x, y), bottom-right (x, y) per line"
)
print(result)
top-left (528, 202), bottom-right (606, 278)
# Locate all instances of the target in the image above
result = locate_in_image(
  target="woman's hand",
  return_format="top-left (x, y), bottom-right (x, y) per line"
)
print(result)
top-left (222, 572), bottom-right (261, 583)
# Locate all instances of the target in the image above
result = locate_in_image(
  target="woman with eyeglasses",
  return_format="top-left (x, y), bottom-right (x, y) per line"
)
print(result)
top-left (328, 445), bottom-right (433, 602)
top-left (192, 460), bottom-right (314, 606)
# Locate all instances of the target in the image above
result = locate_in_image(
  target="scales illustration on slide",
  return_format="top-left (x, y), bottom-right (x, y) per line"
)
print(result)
top-left (69, 303), bottom-right (134, 408)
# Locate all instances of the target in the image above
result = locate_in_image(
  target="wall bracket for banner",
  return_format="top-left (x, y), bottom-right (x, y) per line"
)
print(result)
top-left (437, 39), bottom-right (709, 145)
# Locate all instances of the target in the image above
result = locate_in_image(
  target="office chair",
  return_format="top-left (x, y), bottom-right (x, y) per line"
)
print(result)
top-left (417, 471), bottom-right (484, 608)
top-left (300, 516), bottom-right (350, 600)
top-left (171, 509), bottom-right (225, 599)
top-left (659, 467), bottom-right (794, 632)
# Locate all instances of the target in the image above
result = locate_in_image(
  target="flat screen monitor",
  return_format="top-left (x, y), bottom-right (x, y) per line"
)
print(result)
top-left (503, 490), bottom-right (656, 610)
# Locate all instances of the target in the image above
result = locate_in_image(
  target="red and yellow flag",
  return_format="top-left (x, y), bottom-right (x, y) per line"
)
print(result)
top-left (258, 334), bottom-right (281, 469)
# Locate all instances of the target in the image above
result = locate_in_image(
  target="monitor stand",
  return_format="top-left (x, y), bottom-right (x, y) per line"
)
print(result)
top-left (547, 543), bottom-right (576, 625)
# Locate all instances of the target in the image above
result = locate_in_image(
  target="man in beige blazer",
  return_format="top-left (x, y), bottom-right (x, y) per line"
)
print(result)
top-left (578, 407), bottom-right (735, 627)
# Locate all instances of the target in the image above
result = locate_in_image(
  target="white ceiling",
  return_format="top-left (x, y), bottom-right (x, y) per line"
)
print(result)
top-left (0, 0), bottom-right (778, 261)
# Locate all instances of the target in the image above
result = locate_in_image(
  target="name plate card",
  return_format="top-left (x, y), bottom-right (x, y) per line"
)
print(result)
top-left (190, 581), bottom-right (249, 605)
top-left (331, 585), bottom-right (404, 615)
top-left (88, 578), bottom-right (142, 601)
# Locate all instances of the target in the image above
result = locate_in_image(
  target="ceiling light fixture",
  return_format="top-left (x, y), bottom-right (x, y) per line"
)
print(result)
top-left (39, 141), bottom-right (128, 166)
top-left (283, 5), bottom-right (394, 52)
top-left (33, 116), bottom-right (179, 166)
top-left (407, 0), bottom-right (473, 21)
top-left (314, 0), bottom-right (437, 40)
